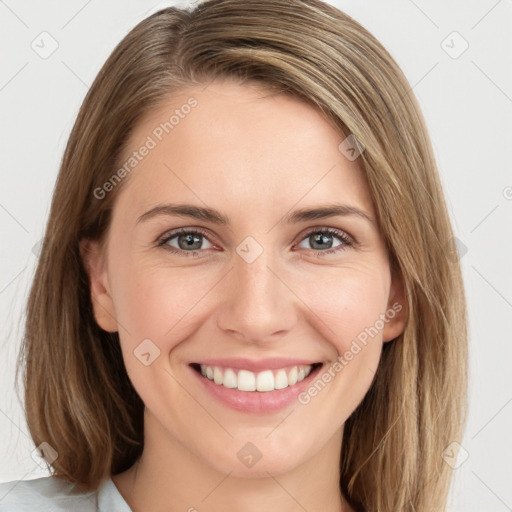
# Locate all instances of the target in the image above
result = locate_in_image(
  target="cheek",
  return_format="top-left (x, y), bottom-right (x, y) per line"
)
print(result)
top-left (296, 264), bottom-right (390, 352)
top-left (293, 270), bottom-right (389, 421)
top-left (110, 264), bottom-right (210, 404)
top-left (110, 258), bottom-right (218, 352)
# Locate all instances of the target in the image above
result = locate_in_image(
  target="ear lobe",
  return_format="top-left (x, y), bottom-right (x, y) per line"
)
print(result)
top-left (79, 238), bottom-right (118, 333)
top-left (382, 271), bottom-right (408, 343)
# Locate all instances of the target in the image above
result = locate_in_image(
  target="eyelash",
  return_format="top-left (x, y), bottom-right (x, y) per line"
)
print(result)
top-left (156, 227), bottom-right (353, 259)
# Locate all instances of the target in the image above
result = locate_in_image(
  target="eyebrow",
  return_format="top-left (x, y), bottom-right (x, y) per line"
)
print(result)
top-left (136, 202), bottom-right (374, 226)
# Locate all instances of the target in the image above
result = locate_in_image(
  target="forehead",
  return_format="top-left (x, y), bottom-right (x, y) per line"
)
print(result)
top-left (113, 80), bottom-right (375, 225)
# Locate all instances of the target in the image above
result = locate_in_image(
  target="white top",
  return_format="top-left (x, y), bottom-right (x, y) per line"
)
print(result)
top-left (0, 475), bottom-right (132, 511)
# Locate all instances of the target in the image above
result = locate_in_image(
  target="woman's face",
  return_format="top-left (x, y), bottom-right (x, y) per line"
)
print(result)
top-left (83, 80), bottom-right (406, 477)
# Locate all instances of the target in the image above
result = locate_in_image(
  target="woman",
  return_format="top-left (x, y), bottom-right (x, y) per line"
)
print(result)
top-left (0, 0), bottom-right (467, 510)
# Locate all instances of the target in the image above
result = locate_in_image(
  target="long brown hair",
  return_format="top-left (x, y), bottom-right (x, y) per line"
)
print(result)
top-left (16, 1), bottom-right (468, 510)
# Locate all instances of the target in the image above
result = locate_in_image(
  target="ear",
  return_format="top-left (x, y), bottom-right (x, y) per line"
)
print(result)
top-left (382, 269), bottom-right (407, 343)
top-left (79, 238), bottom-right (118, 333)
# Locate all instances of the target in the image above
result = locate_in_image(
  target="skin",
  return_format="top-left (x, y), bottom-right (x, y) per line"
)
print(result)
top-left (81, 79), bottom-right (406, 512)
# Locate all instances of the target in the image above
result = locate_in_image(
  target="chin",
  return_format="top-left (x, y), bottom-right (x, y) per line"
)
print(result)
top-left (200, 436), bottom-right (312, 478)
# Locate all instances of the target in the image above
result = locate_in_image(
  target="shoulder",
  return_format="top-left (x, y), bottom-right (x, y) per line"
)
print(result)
top-left (0, 476), bottom-right (98, 511)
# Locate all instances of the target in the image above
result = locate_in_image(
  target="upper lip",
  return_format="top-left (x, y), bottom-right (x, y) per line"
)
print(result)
top-left (191, 357), bottom-right (321, 372)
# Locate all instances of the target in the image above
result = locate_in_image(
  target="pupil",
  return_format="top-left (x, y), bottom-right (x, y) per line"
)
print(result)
top-left (180, 234), bottom-right (201, 250)
top-left (312, 233), bottom-right (331, 250)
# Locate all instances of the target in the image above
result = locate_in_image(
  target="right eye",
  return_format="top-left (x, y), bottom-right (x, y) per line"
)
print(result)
top-left (157, 228), bottom-right (216, 257)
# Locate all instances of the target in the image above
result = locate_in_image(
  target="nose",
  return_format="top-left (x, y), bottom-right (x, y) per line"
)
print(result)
top-left (215, 247), bottom-right (297, 344)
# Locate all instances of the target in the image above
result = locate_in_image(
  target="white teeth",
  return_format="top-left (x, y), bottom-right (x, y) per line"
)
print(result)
top-left (256, 370), bottom-right (274, 392)
top-left (223, 368), bottom-right (237, 388)
top-left (213, 366), bottom-right (223, 385)
top-left (237, 370), bottom-right (256, 391)
top-left (288, 366), bottom-right (298, 386)
top-left (197, 363), bottom-right (316, 391)
top-left (274, 369), bottom-right (288, 389)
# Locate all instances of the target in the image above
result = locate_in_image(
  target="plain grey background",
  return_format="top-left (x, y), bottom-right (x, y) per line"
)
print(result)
top-left (1, 1), bottom-right (511, 511)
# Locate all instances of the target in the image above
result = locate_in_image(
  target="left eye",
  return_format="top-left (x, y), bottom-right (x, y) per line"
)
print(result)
top-left (296, 228), bottom-right (352, 253)
top-left (157, 227), bottom-right (352, 257)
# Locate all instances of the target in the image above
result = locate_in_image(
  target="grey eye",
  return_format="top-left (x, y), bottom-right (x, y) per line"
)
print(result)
top-left (166, 232), bottom-right (213, 251)
top-left (297, 232), bottom-right (343, 251)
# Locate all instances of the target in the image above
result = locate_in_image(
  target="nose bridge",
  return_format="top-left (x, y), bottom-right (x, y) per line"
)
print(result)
top-left (238, 248), bottom-right (277, 305)
top-left (216, 239), bottom-right (294, 341)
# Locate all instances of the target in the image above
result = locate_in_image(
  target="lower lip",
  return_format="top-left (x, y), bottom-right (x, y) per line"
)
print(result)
top-left (188, 364), bottom-right (323, 414)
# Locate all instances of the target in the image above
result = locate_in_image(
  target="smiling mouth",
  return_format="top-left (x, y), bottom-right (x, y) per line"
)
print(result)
top-left (190, 362), bottom-right (323, 392)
